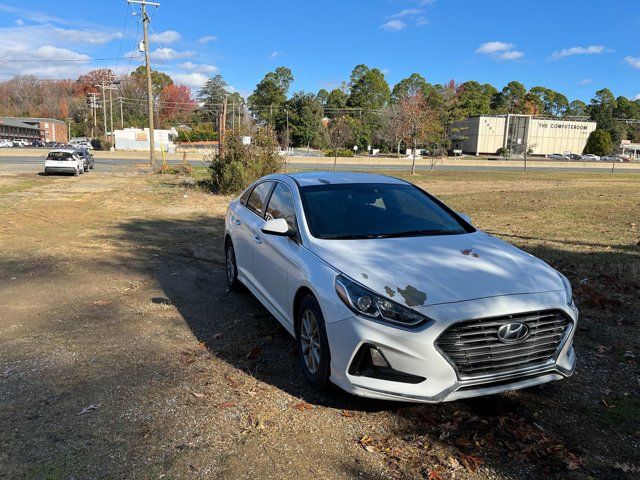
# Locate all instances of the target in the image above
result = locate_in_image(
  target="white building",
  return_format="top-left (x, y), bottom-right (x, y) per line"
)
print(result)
top-left (450, 115), bottom-right (597, 156)
top-left (114, 127), bottom-right (178, 153)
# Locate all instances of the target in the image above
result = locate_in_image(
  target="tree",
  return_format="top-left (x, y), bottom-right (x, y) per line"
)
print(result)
top-left (391, 73), bottom-right (430, 103)
top-left (458, 81), bottom-right (496, 116)
top-left (583, 129), bottom-right (613, 156)
top-left (248, 67), bottom-right (293, 128)
top-left (159, 84), bottom-right (197, 127)
top-left (347, 65), bottom-right (390, 110)
top-left (285, 92), bottom-right (323, 150)
top-left (316, 88), bottom-right (329, 106)
top-left (197, 75), bottom-right (244, 127)
top-left (491, 81), bottom-right (527, 114)
top-left (325, 88), bottom-right (348, 115)
top-left (588, 88), bottom-right (616, 130)
top-left (131, 65), bottom-right (173, 98)
top-left (325, 116), bottom-right (354, 170)
top-left (77, 69), bottom-right (117, 94)
top-left (565, 100), bottom-right (587, 117)
top-left (396, 92), bottom-right (436, 174)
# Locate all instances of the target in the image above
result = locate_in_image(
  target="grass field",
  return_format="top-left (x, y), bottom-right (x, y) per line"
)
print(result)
top-left (0, 168), bottom-right (638, 479)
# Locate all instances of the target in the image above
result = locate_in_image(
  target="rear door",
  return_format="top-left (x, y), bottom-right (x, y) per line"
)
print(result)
top-left (232, 181), bottom-right (274, 288)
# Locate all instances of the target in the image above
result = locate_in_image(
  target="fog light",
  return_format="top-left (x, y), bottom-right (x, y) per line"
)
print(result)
top-left (370, 347), bottom-right (389, 368)
top-left (356, 295), bottom-right (372, 311)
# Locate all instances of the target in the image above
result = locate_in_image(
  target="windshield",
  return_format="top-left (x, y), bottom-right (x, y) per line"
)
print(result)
top-left (300, 183), bottom-right (472, 239)
top-left (47, 152), bottom-right (74, 161)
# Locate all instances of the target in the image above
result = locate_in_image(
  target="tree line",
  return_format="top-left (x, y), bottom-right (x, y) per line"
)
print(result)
top-left (0, 65), bottom-right (638, 153)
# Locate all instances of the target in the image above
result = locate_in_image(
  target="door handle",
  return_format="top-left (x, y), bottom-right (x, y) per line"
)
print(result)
top-left (253, 235), bottom-right (262, 244)
top-left (234, 219), bottom-right (241, 225)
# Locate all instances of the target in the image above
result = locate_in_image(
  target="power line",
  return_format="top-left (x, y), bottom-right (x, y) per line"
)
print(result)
top-left (0, 56), bottom-right (136, 64)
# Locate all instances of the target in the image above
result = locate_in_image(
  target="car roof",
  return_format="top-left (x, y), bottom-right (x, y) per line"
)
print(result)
top-left (285, 171), bottom-right (408, 187)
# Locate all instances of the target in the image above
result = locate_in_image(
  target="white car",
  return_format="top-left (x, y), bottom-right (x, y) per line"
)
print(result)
top-left (581, 154), bottom-right (600, 161)
top-left (0, 139), bottom-right (12, 148)
top-left (44, 149), bottom-right (84, 176)
top-left (547, 153), bottom-right (568, 160)
top-left (224, 172), bottom-right (577, 403)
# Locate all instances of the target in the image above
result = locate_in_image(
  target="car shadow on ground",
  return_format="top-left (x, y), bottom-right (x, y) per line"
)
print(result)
top-left (106, 214), bottom-right (639, 479)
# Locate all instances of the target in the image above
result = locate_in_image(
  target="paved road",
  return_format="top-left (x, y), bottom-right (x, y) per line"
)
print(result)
top-left (1, 155), bottom-right (639, 174)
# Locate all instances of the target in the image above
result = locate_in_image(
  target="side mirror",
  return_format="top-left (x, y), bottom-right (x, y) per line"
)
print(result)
top-left (261, 218), bottom-right (295, 237)
top-left (457, 212), bottom-right (472, 224)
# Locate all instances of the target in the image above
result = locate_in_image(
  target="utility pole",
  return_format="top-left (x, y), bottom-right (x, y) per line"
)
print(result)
top-left (120, 97), bottom-right (124, 129)
top-left (109, 87), bottom-right (114, 141)
top-left (128, 0), bottom-right (160, 166)
top-left (219, 95), bottom-right (227, 157)
top-left (101, 83), bottom-right (107, 140)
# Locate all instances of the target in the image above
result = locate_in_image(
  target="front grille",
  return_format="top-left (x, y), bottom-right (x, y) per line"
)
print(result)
top-left (436, 310), bottom-right (571, 378)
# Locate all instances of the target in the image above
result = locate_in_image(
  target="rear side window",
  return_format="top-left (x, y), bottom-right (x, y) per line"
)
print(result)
top-left (239, 186), bottom-right (252, 205)
top-left (265, 183), bottom-right (297, 231)
top-left (246, 182), bottom-right (273, 216)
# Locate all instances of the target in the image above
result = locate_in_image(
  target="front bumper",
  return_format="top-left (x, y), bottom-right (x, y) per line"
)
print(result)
top-left (325, 291), bottom-right (577, 403)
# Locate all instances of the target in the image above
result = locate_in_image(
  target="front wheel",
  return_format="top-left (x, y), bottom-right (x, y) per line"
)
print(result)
top-left (74, 168), bottom-right (79, 176)
top-left (296, 295), bottom-right (331, 388)
top-left (225, 241), bottom-right (242, 291)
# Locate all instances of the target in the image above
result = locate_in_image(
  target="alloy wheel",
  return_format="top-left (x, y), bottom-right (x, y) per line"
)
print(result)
top-left (300, 309), bottom-right (321, 374)
top-left (225, 245), bottom-right (236, 284)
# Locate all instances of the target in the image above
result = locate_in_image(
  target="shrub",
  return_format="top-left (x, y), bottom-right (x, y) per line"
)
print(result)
top-left (90, 138), bottom-right (112, 151)
top-left (324, 149), bottom-right (354, 158)
top-left (176, 123), bottom-right (218, 143)
top-left (583, 129), bottom-right (614, 156)
top-left (207, 128), bottom-right (282, 194)
top-left (496, 147), bottom-right (509, 157)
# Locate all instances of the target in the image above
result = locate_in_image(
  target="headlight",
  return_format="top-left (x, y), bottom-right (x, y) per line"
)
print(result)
top-left (334, 274), bottom-right (429, 328)
top-left (557, 272), bottom-right (575, 308)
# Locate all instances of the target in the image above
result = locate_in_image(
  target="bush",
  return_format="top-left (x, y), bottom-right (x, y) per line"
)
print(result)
top-left (91, 138), bottom-right (112, 151)
top-left (207, 128), bottom-right (282, 194)
top-left (176, 123), bottom-right (218, 143)
top-left (583, 129), bottom-right (614, 156)
top-left (324, 149), bottom-right (354, 158)
top-left (496, 147), bottom-right (509, 157)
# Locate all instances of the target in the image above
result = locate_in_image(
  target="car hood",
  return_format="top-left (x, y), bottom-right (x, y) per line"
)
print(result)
top-left (310, 231), bottom-right (564, 307)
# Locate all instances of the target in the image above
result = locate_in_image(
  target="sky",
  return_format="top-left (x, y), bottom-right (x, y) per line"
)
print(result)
top-left (1, 0), bottom-right (639, 102)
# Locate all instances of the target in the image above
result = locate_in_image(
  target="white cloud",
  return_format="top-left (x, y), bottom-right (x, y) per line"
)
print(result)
top-left (172, 72), bottom-right (209, 91)
top-left (496, 50), bottom-right (524, 60)
top-left (15, 19), bottom-right (24, 26)
top-left (150, 48), bottom-right (194, 61)
top-left (197, 35), bottom-right (218, 44)
top-left (476, 41), bottom-right (523, 61)
top-left (416, 16), bottom-right (429, 26)
top-left (152, 30), bottom-right (181, 44)
top-left (391, 8), bottom-right (423, 18)
top-left (269, 50), bottom-right (283, 58)
top-left (579, 78), bottom-right (593, 85)
top-left (635, 93), bottom-right (640, 100)
top-left (550, 45), bottom-right (606, 60)
top-left (381, 20), bottom-right (406, 31)
top-left (55, 27), bottom-right (122, 45)
top-left (476, 41), bottom-right (514, 54)
top-left (625, 55), bottom-right (640, 69)
top-left (178, 61), bottom-right (218, 73)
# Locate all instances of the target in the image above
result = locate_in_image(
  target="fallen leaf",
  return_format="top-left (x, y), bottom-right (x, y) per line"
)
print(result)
top-left (357, 435), bottom-right (376, 452)
top-left (460, 453), bottom-right (484, 473)
top-left (293, 402), bottom-right (313, 411)
top-left (427, 468), bottom-right (444, 480)
top-left (180, 351), bottom-right (195, 364)
top-left (448, 456), bottom-right (461, 470)
top-left (342, 410), bottom-right (354, 418)
top-left (93, 299), bottom-right (112, 306)
top-left (460, 248), bottom-right (472, 256)
top-left (216, 401), bottom-right (236, 409)
top-left (565, 452), bottom-right (585, 470)
top-left (246, 346), bottom-right (262, 360)
top-left (197, 341), bottom-right (207, 350)
top-left (76, 404), bottom-right (99, 415)
top-left (191, 391), bottom-right (205, 398)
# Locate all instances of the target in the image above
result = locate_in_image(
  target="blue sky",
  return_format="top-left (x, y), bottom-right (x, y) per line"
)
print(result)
top-left (1, 0), bottom-right (639, 102)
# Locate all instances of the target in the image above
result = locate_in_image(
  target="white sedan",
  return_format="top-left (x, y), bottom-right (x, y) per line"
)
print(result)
top-left (224, 172), bottom-right (577, 402)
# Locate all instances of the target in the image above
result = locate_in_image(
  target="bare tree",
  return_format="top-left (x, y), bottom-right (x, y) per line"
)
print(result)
top-left (325, 116), bottom-right (353, 171)
top-left (397, 92), bottom-right (434, 175)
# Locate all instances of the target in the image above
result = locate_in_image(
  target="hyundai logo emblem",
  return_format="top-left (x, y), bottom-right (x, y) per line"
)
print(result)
top-left (497, 322), bottom-right (529, 343)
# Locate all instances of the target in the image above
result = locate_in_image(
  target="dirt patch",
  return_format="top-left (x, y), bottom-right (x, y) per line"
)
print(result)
top-left (0, 169), bottom-right (638, 479)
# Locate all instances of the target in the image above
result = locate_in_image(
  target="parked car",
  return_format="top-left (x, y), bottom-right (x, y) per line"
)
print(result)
top-left (581, 154), bottom-right (600, 161)
top-left (601, 155), bottom-right (623, 162)
top-left (547, 153), bottom-right (568, 160)
top-left (74, 147), bottom-right (94, 171)
top-left (224, 172), bottom-right (577, 402)
top-left (12, 139), bottom-right (28, 147)
top-left (44, 149), bottom-right (84, 176)
top-left (0, 139), bottom-right (12, 148)
top-left (567, 153), bottom-right (582, 161)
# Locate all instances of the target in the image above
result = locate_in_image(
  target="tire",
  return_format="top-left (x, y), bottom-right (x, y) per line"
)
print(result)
top-left (74, 168), bottom-right (79, 177)
top-left (296, 294), bottom-right (331, 388)
top-left (224, 240), bottom-right (242, 291)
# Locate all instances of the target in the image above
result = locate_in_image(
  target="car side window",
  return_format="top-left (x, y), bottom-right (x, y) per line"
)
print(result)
top-left (239, 186), bottom-right (253, 206)
top-left (246, 181), bottom-right (273, 216)
top-left (265, 183), bottom-right (297, 231)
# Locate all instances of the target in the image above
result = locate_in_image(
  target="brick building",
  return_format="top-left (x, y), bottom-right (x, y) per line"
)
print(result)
top-left (14, 117), bottom-right (69, 143)
top-left (0, 117), bottom-right (41, 142)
